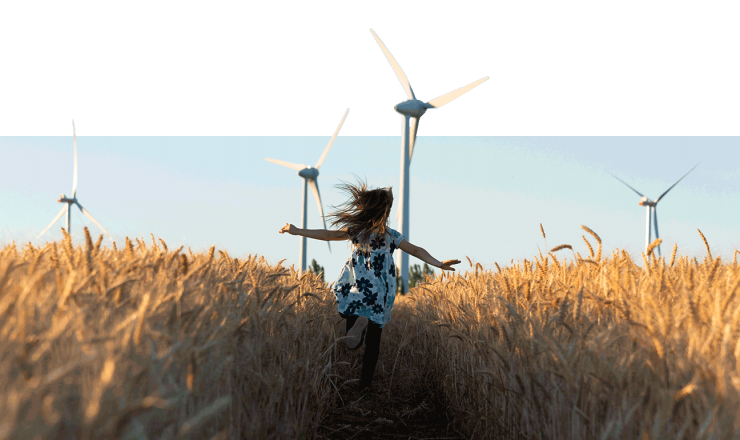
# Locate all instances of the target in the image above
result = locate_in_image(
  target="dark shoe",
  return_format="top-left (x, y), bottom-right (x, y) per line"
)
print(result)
top-left (346, 316), bottom-right (369, 350)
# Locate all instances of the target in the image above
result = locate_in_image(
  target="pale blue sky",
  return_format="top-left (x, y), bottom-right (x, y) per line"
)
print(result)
top-left (1, 136), bottom-right (738, 282)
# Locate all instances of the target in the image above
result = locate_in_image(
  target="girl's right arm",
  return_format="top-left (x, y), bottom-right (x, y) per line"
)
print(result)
top-left (279, 223), bottom-right (350, 241)
top-left (398, 240), bottom-right (460, 271)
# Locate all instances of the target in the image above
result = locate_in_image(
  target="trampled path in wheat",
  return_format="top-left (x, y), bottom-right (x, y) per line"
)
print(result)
top-left (316, 317), bottom-right (461, 440)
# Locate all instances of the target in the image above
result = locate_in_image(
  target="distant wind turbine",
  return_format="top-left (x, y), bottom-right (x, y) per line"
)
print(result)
top-left (370, 29), bottom-right (488, 289)
top-left (611, 163), bottom-right (699, 256)
top-left (38, 121), bottom-right (113, 241)
top-left (266, 109), bottom-right (349, 273)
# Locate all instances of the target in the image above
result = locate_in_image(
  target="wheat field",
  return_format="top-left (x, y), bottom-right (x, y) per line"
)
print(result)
top-left (1, 226), bottom-right (739, 439)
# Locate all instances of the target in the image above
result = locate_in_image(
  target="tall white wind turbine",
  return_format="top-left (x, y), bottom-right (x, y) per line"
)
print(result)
top-left (266, 109), bottom-right (349, 273)
top-left (38, 121), bottom-right (113, 242)
top-left (370, 29), bottom-right (488, 290)
top-left (611, 163), bottom-right (699, 256)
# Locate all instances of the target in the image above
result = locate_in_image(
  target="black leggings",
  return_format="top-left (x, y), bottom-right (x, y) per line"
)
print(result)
top-left (341, 313), bottom-right (383, 388)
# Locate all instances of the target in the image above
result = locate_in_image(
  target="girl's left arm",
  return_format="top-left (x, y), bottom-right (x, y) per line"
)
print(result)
top-left (279, 223), bottom-right (349, 241)
top-left (398, 239), bottom-right (460, 271)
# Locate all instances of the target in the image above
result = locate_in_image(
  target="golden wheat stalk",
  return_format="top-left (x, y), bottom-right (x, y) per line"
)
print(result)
top-left (550, 244), bottom-right (578, 265)
top-left (670, 244), bottom-right (678, 267)
top-left (550, 244), bottom-right (572, 252)
top-left (83, 227), bottom-right (94, 274)
top-left (581, 225), bottom-right (602, 261)
top-left (125, 237), bottom-right (134, 259)
top-left (132, 293), bottom-right (150, 346)
top-left (698, 229), bottom-right (712, 260)
top-left (94, 234), bottom-right (104, 255)
top-left (646, 238), bottom-right (662, 257)
top-left (180, 254), bottom-right (189, 276)
top-left (84, 227), bottom-right (94, 250)
top-left (582, 236), bottom-right (595, 259)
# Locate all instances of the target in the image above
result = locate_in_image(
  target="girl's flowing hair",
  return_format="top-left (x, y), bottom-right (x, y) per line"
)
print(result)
top-left (328, 177), bottom-right (394, 245)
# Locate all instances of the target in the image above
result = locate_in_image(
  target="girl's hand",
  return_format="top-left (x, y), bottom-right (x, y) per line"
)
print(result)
top-left (279, 223), bottom-right (298, 235)
top-left (440, 259), bottom-right (461, 271)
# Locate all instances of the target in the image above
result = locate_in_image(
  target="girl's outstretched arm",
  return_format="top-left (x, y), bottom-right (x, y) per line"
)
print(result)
top-left (398, 240), bottom-right (461, 271)
top-left (279, 223), bottom-right (350, 241)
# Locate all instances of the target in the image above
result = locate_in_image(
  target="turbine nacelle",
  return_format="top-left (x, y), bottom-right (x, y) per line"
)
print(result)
top-left (58, 193), bottom-right (75, 203)
top-left (298, 167), bottom-right (319, 180)
top-left (394, 100), bottom-right (430, 118)
top-left (638, 197), bottom-right (655, 207)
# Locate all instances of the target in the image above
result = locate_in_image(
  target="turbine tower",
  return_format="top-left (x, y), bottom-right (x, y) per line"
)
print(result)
top-left (38, 121), bottom-right (113, 241)
top-left (370, 29), bottom-right (488, 290)
top-left (611, 163), bottom-right (699, 256)
top-left (266, 109), bottom-right (349, 273)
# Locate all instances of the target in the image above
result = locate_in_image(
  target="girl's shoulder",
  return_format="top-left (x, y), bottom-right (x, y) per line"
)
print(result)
top-left (351, 229), bottom-right (404, 248)
top-left (385, 228), bottom-right (405, 245)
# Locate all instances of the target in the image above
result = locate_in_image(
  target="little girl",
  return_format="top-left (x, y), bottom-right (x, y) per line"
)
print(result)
top-left (279, 180), bottom-right (459, 391)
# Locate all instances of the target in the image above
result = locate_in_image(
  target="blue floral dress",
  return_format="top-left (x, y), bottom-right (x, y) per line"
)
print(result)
top-left (333, 228), bottom-right (405, 327)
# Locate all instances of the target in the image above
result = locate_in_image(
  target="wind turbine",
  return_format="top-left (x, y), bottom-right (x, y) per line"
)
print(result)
top-left (266, 109), bottom-right (349, 273)
top-left (370, 29), bottom-right (488, 289)
top-left (38, 121), bottom-right (113, 242)
top-left (611, 163), bottom-right (699, 256)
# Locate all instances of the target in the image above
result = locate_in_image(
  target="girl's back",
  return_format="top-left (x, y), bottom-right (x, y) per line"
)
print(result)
top-left (336, 227), bottom-right (405, 326)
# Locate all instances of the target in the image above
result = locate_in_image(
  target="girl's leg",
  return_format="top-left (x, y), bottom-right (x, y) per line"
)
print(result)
top-left (341, 313), bottom-right (358, 336)
top-left (359, 321), bottom-right (383, 390)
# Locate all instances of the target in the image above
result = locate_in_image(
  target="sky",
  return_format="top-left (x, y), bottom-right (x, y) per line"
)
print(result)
top-left (1, 1), bottom-right (739, 282)
top-left (2, 135), bottom-right (738, 282)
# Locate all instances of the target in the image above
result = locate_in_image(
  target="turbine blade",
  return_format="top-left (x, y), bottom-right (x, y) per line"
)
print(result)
top-left (37, 205), bottom-right (68, 239)
top-left (72, 120), bottom-right (78, 198)
top-left (609, 174), bottom-right (645, 198)
top-left (76, 202), bottom-right (113, 241)
top-left (264, 158), bottom-right (306, 171)
top-left (654, 162), bottom-right (700, 204)
top-left (308, 179), bottom-right (331, 252)
top-left (308, 179), bottom-right (327, 230)
top-left (369, 29), bottom-right (415, 100)
top-left (315, 108), bottom-right (349, 169)
top-left (427, 77), bottom-right (489, 108)
top-left (409, 117), bottom-right (420, 162)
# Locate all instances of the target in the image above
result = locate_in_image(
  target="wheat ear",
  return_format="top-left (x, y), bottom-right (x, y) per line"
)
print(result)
top-left (550, 244), bottom-right (572, 253)
top-left (697, 229), bottom-right (711, 260)
top-left (581, 225), bottom-right (602, 261)
top-left (582, 236), bottom-right (595, 259)
top-left (646, 238), bottom-right (662, 257)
